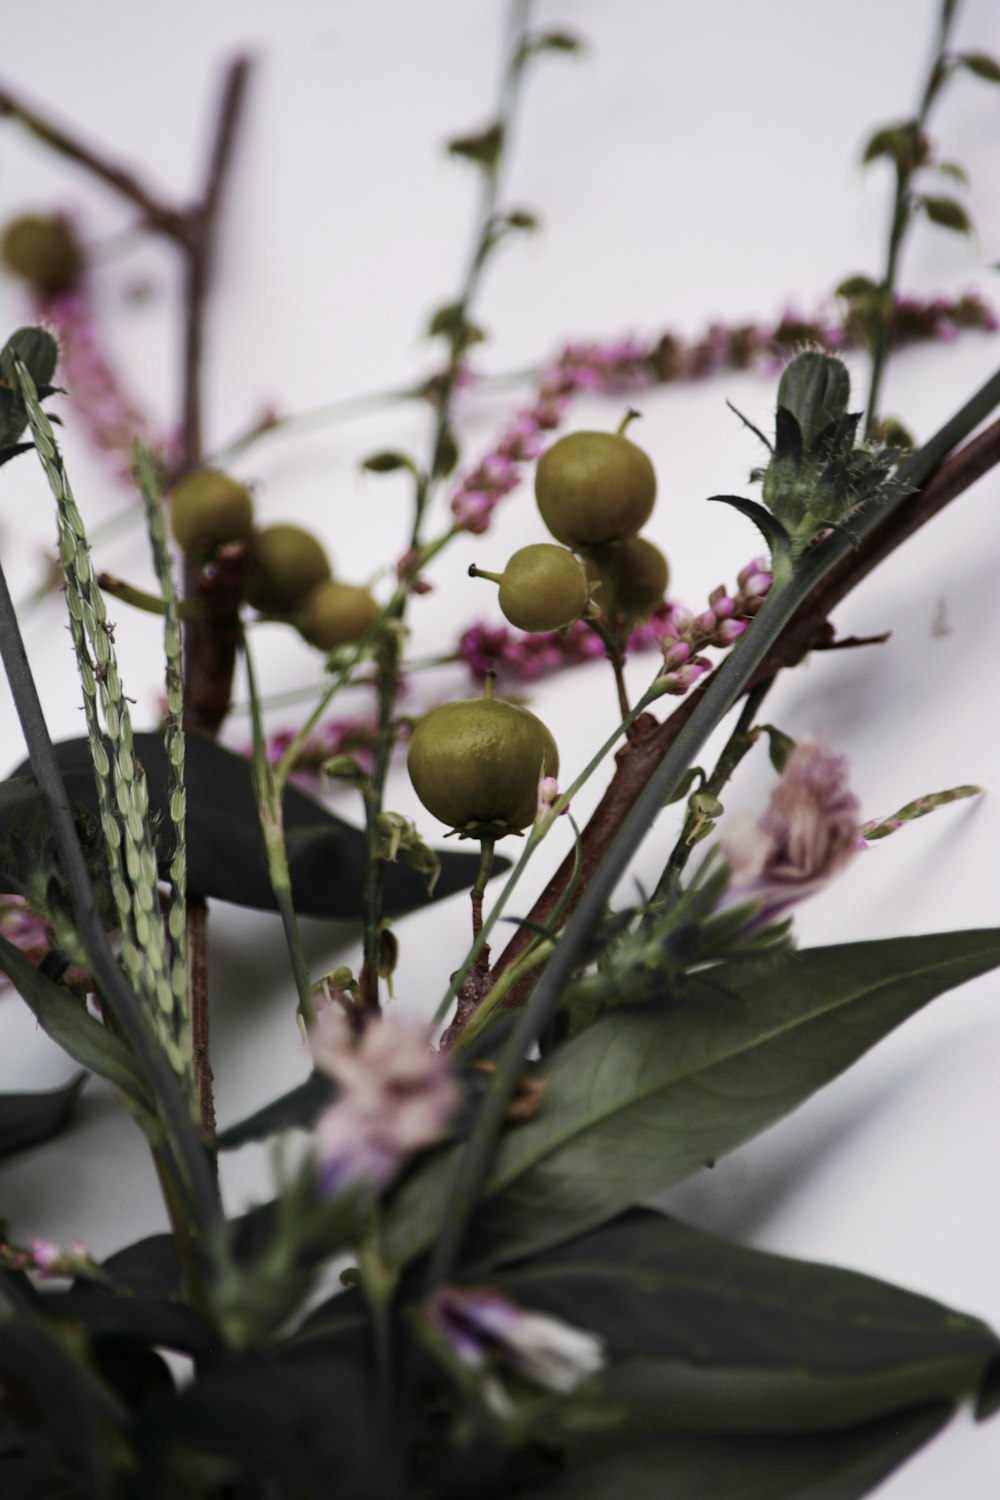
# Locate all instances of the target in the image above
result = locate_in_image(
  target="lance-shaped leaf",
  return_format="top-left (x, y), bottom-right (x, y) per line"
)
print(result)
top-left (384, 930), bottom-right (1000, 1269)
top-left (0, 1074), bottom-right (86, 1162)
top-left (526, 1404), bottom-right (951, 1500)
top-left (2, 733), bottom-right (493, 919)
top-left (0, 932), bottom-right (153, 1113)
top-left (498, 1209), bottom-right (999, 1442)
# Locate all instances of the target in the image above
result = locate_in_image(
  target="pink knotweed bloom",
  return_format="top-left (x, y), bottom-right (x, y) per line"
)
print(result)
top-left (310, 1012), bottom-right (457, 1198)
top-left (720, 737), bottom-right (860, 926)
top-left (426, 1286), bottom-right (605, 1401)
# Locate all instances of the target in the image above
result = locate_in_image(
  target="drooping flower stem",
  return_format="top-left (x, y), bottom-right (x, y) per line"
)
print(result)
top-left (359, 632), bottom-right (402, 1017)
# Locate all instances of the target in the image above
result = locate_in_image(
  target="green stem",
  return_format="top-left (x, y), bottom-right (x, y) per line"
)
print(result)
top-left (425, 355), bottom-right (1000, 1287)
top-left (242, 628), bottom-right (315, 1027)
top-left (653, 677), bottom-right (774, 903)
top-left (359, 635), bottom-right (401, 1016)
top-left (863, 0), bottom-right (962, 437)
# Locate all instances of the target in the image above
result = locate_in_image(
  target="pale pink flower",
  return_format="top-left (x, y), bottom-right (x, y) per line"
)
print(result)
top-left (310, 1013), bottom-right (457, 1198)
top-left (720, 737), bottom-right (860, 926)
top-left (425, 1285), bottom-right (604, 1408)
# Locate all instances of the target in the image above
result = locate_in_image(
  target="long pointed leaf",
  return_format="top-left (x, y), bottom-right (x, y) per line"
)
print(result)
top-left (500, 1210), bottom-right (999, 1438)
top-left (385, 930), bottom-right (1000, 1268)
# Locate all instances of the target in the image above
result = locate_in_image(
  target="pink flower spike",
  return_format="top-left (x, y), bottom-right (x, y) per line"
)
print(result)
top-left (715, 618), bottom-right (747, 644)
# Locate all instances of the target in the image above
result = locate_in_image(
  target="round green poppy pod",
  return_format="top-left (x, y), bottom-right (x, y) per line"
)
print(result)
top-left (169, 469), bottom-right (254, 556)
top-left (295, 579), bottom-right (379, 651)
top-left (1, 214), bottom-right (83, 295)
top-left (246, 524), bottom-right (332, 613)
top-left (587, 535), bottom-right (670, 619)
top-left (535, 430), bottom-right (657, 549)
top-left (407, 694), bottom-right (559, 838)
top-left (471, 543), bottom-right (589, 632)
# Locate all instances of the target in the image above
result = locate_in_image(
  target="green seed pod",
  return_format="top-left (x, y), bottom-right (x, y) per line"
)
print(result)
top-left (295, 580), bottom-right (379, 651)
top-left (471, 543), bottom-right (589, 632)
top-left (535, 430), bottom-right (656, 549)
top-left (587, 535), bottom-right (669, 619)
top-left (169, 470), bottom-right (254, 556)
top-left (1, 214), bottom-right (83, 294)
top-left (246, 523), bottom-right (332, 613)
top-left (407, 695), bottom-right (558, 838)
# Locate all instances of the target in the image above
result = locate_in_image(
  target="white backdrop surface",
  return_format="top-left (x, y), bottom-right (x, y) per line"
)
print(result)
top-left (1, 3), bottom-right (999, 1496)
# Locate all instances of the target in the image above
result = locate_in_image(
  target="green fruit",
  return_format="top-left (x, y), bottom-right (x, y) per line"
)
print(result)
top-left (535, 430), bottom-right (656, 549)
top-left (170, 470), bottom-right (254, 555)
top-left (473, 543), bottom-right (589, 632)
top-left (587, 535), bottom-right (669, 619)
top-left (295, 580), bottom-right (379, 651)
top-left (1, 214), bottom-right (83, 294)
top-left (407, 696), bottom-right (559, 838)
top-left (246, 524), bottom-right (332, 613)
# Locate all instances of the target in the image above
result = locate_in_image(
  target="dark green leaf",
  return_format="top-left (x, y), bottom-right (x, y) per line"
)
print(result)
top-left (0, 329), bottom-right (59, 388)
top-left (0, 933), bottom-right (153, 1111)
top-left (527, 29), bottom-right (584, 56)
top-left (42, 1284), bottom-right (212, 1358)
top-left (861, 122), bottom-right (924, 170)
top-left (527, 1404), bottom-right (951, 1500)
top-left (835, 274), bottom-right (878, 299)
top-left (2, 734), bottom-right (494, 919)
top-left (0, 1305), bottom-right (118, 1499)
top-left (934, 160), bottom-right (970, 186)
top-left (920, 194), bottom-right (973, 234)
top-left (955, 51), bottom-right (1000, 84)
top-left (0, 442), bottom-right (34, 468)
top-left (360, 450), bottom-right (418, 476)
top-left (0, 1074), bottom-right (86, 1162)
top-left (216, 1070), bottom-right (334, 1149)
top-left (499, 1210), bottom-right (998, 1437)
top-left (133, 1349), bottom-right (387, 1499)
top-left (446, 122), bottom-right (504, 170)
top-left (384, 929), bottom-right (1000, 1268)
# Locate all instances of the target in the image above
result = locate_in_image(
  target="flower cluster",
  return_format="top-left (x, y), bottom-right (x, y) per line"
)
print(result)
top-left (720, 736), bottom-right (861, 928)
top-left (658, 559), bottom-right (772, 694)
top-left (309, 1008), bottom-right (457, 1198)
top-left (0, 893), bottom-right (50, 967)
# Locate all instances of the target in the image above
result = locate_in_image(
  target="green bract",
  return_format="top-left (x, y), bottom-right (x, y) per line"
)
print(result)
top-left (295, 579), bottom-right (379, 650)
top-left (246, 524), bottom-right (332, 613)
top-left (407, 697), bottom-right (559, 838)
top-left (169, 469), bottom-right (255, 555)
top-left (535, 430), bottom-right (657, 549)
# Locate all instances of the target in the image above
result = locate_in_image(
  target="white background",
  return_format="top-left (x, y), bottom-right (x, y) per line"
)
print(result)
top-left (1, 2), bottom-right (999, 1494)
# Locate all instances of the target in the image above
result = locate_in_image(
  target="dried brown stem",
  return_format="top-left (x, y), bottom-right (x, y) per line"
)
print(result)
top-left (489, 414), bottom-right (1000, 1003)
top-left (0, 83), bottom-right (186, 238)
